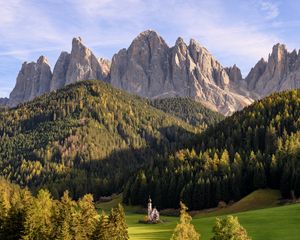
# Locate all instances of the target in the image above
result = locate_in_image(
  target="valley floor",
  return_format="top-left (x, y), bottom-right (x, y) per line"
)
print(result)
top-left (127, 203), bottom-right (300, 240)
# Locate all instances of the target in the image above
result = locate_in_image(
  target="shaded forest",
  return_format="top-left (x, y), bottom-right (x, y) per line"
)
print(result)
top-left (0, 80), bottom-right (211, 200)
top-left (124, 90), bottom-right (300, 209)
top-left (151, 97), bottom-right (224, 128)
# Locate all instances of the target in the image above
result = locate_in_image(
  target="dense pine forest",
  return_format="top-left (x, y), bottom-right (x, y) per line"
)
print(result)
top-left (151, 98), bottom-right (224, 128)
top-left (124, 90), bottom-right (300, 209)
top-left (0, 80), bottom-right (212, 200)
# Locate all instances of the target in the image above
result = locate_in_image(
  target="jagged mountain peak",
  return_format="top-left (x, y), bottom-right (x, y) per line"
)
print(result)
top-left (9, 56), bottom-right (52, 106)
top-left (72, 36), bottom-right (83, 45)
top-left (37, 55), bottom-right (49, 65)
top-left (110, 30), bottom-right (251, 115)
top-left (244, 43), bottom-right (300, 98)
top-left (130, 29), bottom-right (169, 52)
top-left (136, 29), bottom-right (161, 38)
top-left (269, 43), bottom-right (288, 62)
top-left (225, 64), bottom-right (243, 82)
top-left (6, 30), bottom-right (300, 116)
top-left (175, 37), bottom-right (185, 45)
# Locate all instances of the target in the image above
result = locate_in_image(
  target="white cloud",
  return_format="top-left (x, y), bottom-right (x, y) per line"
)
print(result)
top-left (153, 1), bottom-right (281, 74)
top-left (0, 1), bottom-right (70, 60)
top-left (259, 1), bottom-right (279, 20)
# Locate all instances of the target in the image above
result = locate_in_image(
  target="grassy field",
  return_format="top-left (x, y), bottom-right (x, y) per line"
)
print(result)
top-left (127, 203), bottom-right (300, 240)
top-left (195, 189), bottom-right (281, 217)
top-left (95, 190), bottom-right (300, 239)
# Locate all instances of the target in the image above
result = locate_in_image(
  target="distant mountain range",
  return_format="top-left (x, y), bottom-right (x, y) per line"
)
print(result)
top-left (3, 30), bottom-right (300, 115)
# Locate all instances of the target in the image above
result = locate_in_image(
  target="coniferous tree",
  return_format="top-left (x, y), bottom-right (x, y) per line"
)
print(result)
top-left (22, 190), bottom-right (54, 240)
top-left (92, 213), bottom-right (111, 240)
top-left (170, 202), bottom-right (200, 240)
top-left (211, 215), bottom-right (251, 240)
top-left (109, 204), bottom-right (129, 240)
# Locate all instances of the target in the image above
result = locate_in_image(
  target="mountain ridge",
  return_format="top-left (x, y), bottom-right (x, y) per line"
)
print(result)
top-left (3, 30), bottom-right (300, 115)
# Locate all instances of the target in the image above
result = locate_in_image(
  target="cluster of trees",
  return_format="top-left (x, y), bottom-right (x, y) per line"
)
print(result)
top-left (0, 178), bottom-right (129, 240)
top-left (124, 90), bottom-right (300, 209)
top-left (170, 202), bottom-right (251, 240)
top-left (0, 80), bottom-right (204, 200)
top-left (151, 97), bottom-right (224, 128)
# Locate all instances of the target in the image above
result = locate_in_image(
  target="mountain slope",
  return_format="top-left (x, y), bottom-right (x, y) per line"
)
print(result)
top-left (151, 97), bottom-right (224, 128)
top-left (124, 89), bottom-right (300, 209)
top-left (0, 80), bottom-right (199, 199)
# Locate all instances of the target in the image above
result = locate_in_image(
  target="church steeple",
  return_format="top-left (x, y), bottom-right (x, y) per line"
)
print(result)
top-left (146, 196), bottom-right (160, 222)
top-left (147, 196), bottom-right (152, 219)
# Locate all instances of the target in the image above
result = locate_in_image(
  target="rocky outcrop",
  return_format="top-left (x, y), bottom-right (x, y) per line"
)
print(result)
top-left (110, 30), bottom-right (171, 97)
top-left (110, 30), bottom-right (252, 115)
top-left (50, 52), bottom-right (70, 91)
top-left (65, 37), bottom-right (109, 85)
top-left (9, 56), bottom-right (52, 106)
top-left (51, 38), bottom-right (110, 91)
top-left (225, 64), bottom-right (243, 82)
top-left (9, 38), bottom-right (111, 107)
top-left (245, 44), bottom-right (300, 98)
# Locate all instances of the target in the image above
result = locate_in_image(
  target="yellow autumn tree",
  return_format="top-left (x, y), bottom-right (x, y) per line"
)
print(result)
top-left (170, 202), bottom-right (200, 240)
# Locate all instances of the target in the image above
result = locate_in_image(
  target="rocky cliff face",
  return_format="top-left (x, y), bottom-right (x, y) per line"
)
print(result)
top-left (65, 37), bottom-right (109, 85)
top-left (244, 44), bottom-right (300, 98)
top-left (9, 38), bottom-right (110, 106)
top-left (51, 37), bottom-right (110, 91)
top-left (50, 52), bottom-right (70, 91)
top-left (9, 56), bottom-right (52, 106)
top-left (225, 64), bottom-right (243, 82)
top-left (110, 30), bottom-right (252, 115)
top-left (110, 30), bottom-right (171, 97)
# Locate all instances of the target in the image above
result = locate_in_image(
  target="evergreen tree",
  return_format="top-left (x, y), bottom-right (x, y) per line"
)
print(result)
top-left (108, 204), bottom-right (129, 240)
top-left (78, 194), bottom-right (98, 239)
top-left (170, 202), bottom-right (200, 240)
top-left (253, 162), bottom-right (266, 189)
top-left (92, 213), bottom-right (111, 240)
top-left (211, 215), bottom-right (251, 240)
top-left (22, 190), bottom-right (54, 240)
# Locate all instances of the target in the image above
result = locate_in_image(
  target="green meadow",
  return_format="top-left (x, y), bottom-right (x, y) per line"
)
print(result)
top-left (127, 203), bottom-right (300, 240)
top-left (96, 190), bottom-right (300, 239)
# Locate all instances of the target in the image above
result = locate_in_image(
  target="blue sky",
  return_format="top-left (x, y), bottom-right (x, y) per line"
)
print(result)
top-left (1, 0), bottom-right (300, 97)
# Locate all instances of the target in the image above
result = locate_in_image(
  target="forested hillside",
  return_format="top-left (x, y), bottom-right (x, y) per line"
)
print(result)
top-left (124, 90), bottom-right (300, 209)
top-left (151, 97), bottom-right (224, 128)
top-left (0, 80), bottom-right (200, 199)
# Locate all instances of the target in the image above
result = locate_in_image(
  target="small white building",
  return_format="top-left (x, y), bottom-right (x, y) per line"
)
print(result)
top-left (147, 197), bottom-right (160, 222)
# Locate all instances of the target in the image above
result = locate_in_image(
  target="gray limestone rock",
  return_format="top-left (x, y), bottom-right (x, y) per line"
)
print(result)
top-left (7, 31), bottom-right (300, 116)
top-left (65, 37), bottom-right (109, 85)
top-left (9, 56), bottom-right (52, 107)
top-left (245, 44), bottom-right (300, 98)
top-left (51, 51), bottom-right (71, 91)
top-left (110, 30), bottom-right (252, 115)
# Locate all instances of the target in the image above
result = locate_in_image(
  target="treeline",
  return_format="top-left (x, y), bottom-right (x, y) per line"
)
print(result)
top-left (0, 178), bottom-right (129, 240)
top-left (124, 90), bottom-right (300, 209)
top-left (151, 97), bottom-right (224, 128)
top-left (0, 80), bottom-right (203, 199)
